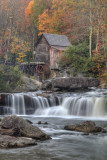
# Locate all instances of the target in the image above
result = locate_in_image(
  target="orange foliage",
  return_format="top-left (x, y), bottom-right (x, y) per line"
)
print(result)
top-left (38, 9), bottom-right (51, 36)
top-left (25, 0), bottom-right (34, 16)
top-left (24, 0), bottom-right (34, 30)
top-left (38, 0), bottom-right (67, 36)
top-left (90, 50), bottom-right (106, 76)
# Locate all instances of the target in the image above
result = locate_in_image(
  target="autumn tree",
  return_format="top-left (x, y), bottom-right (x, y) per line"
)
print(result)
top-left (25, 0), bottom-right (52, 46)
top-left (0, 0), bottom-right (32, 63)
top-left (38, 0), bottom-right (69, 35)
top-left (0, 0), bottom-right (106, 80)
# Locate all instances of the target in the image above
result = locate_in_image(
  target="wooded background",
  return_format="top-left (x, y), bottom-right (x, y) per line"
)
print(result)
top-left (0, 0), bottom-right (106, 79)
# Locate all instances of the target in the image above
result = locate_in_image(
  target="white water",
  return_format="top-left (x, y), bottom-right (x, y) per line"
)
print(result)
top-left (0, 89), bottom-right (107, 117)
top-left (92, 97), bottom-right (107, 117)
top-left (11, 94), bottom-right (26, 115)
top-left (36, 97), bottom-right (107, 117)
top-left (33, 96), bottom-right (50, 115)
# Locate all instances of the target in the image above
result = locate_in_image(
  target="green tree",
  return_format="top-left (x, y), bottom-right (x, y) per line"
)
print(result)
top-left (0, 65), bottom-right (22, 92)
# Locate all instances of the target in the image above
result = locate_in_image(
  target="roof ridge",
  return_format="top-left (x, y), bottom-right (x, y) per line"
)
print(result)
top-left (42, 33), bottom-right (71, 47)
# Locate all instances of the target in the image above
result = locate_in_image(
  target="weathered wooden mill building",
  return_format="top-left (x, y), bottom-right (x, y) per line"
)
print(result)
top-left (33, 33), bottom-right (71, 69)
top-left (20, 33), bottom-right (71, 80)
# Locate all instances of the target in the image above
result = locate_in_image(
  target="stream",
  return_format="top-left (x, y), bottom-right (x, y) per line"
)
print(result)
top-left (0, 88), bottom-right (107, 160)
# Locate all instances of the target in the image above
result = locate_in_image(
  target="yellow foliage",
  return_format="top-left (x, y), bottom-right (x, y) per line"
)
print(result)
top-left (16, 52), bottom-right (27, 63)
top-left (11, 36), bottom-right (31, 54)
top-left (10, 35), bottom-right (30, 63)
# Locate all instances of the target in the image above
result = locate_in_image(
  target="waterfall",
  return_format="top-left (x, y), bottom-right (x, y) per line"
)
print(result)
top-left (61, 97), bottom-right (107, 117)
top-left (92, 97), bottom-right (107, 117)
top-left (11, 94), bottom-right (26, 115)
top-left (0, 93), bottom-right (61, 115)
top-left (62, 97), bottom-right (94, 116)
top-left (32, 96), bottom-right (107, 117)
top-left (34, 96), bottom-right (50, 115)
top-left (0, 92), bottom-right (107, 117)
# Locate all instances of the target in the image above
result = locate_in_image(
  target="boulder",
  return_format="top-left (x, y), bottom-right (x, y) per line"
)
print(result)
top-left (37, 121), bottom-right (48, 125)
top-left (64, 121), bottom-right (106, 133)
top-left (23, 76), bottom-right (42, 91)
top-left (0, 127), bottom-right (20, 136)
top-left (42, 77), bottom-right (100, 91)
top-left (14, 76), bottom-right (42, 92)
top-left (42, 80), bottom-right (52, 90)
top-left (1, 115), bottom-right (50, 140)
top-left (25, 119), bottom-right (33, 124)
top-left (0, 135), bottom-right (37, 148)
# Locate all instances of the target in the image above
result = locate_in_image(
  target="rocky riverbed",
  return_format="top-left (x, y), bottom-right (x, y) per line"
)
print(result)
top-left (0, 115), bottom-right (107, 150)
top-left (0, 116), bottom-right (107, 160)
top-left (0, 116), bottom-right (50, 148)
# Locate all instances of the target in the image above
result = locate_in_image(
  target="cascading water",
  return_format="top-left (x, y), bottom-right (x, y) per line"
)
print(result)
top-left (0, 90), bottom-right (107, 117)
top-left (61, 97), bottom-right (94, 116)
top-left (0, 93), bottom-right (62, 115)
top-left (61, 96), bottom-right (107, 117)
top-left (11, 94), bottom-right (26, 115)
top-left (38, 96), bottom-right (107, 117)
top-left (92, 97), bottom-right (107, 117)
top-left (33, 96), bottom-right (50, 115)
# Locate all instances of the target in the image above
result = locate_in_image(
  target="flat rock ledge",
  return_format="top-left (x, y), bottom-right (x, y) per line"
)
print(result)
top-left (42, 77), bottom-right (100, 91)
top-left (0, 115), bottom-right (51, 148)
top-left (64, 121), bottom-right (106, 133)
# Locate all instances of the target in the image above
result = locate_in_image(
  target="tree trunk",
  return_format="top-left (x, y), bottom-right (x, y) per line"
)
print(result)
top-left (89, 0), bottom-right (93, 58)
top-left (96, 27), bottom-right (99, 50)
top-left (5, 17), bottom-right (13, 63)
top-left (89, 26), bottom-right (92, 57)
